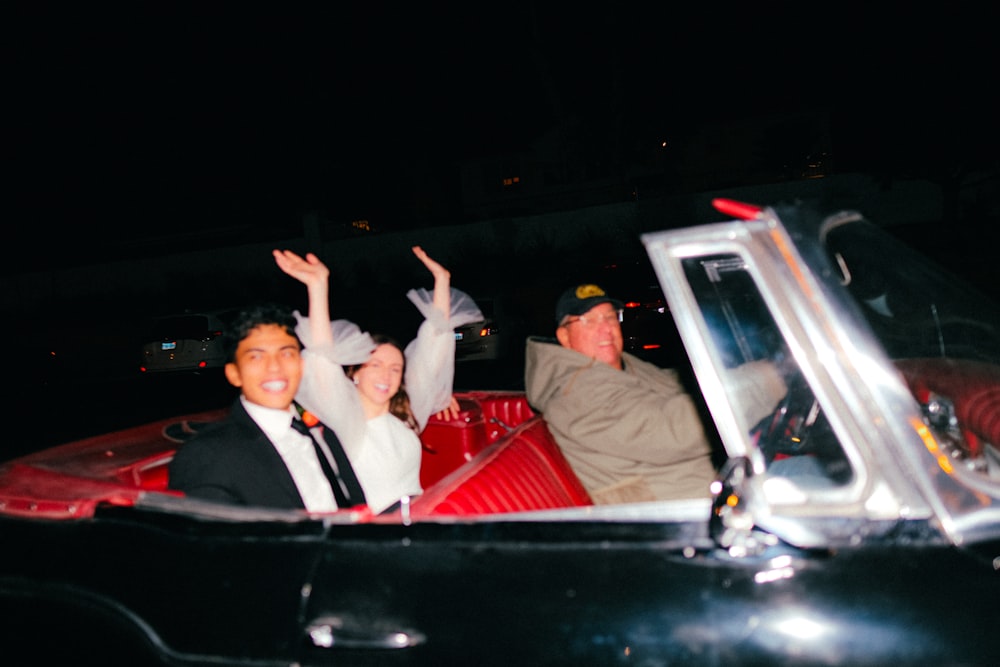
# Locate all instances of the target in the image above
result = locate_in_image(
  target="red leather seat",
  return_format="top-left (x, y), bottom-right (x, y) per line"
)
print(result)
top-left (419, 393), bottom-right (537, 488)
top-left (411, 417), bottom-right (592, 517)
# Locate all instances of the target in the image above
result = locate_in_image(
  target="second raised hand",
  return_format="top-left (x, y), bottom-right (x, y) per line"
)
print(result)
top-left (412, 246), bottom-right (450, 284)
top-left (412, 246), bottom-right (451, 315)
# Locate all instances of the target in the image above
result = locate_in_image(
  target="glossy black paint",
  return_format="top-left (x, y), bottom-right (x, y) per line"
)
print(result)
top-left (2, 505), bottom-right (998, 666)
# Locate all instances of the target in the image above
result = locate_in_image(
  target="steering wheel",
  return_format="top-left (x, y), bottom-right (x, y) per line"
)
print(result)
top-left (752, 371), bottom-right (820, 461)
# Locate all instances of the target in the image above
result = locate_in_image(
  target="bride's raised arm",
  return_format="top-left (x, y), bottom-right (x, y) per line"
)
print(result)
top-left (272, 249), bottom-right (332, 348)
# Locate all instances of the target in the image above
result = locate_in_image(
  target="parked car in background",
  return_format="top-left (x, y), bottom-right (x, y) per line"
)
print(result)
top-left (138, 310), bottom-right (232, 373)
top-left (2, 199), bottom-right (1000, 665)
top-left (620, 283), bottom-right (688, 366)
top-left (454, 296), bottom-right (527, 362)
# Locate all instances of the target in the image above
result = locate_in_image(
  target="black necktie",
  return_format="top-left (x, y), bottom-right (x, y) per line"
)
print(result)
top-left (291, 417), bottom-right (367, 508)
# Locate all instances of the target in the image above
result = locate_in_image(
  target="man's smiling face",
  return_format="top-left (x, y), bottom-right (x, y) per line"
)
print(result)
top-left (556, 301), bottom-right (624, 369)
top-left (224, 323), bottom-right (303, 410)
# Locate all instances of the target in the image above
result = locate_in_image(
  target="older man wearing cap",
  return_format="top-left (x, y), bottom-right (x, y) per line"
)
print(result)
top-left (525, 283), bottom-right (785, 504)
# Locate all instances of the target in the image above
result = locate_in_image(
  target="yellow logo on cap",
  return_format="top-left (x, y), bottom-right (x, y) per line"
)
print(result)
top-left (575, 284), bottom-right (606, 299)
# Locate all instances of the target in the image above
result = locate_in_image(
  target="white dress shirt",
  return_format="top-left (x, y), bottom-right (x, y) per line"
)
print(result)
top-left (241, 397), bottom-right (339, 512)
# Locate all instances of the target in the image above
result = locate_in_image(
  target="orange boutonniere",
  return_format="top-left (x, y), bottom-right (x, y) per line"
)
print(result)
top-left (295, 403), bottom-right (320, 428)
top-left (301, 410), bottom-right (320, 428)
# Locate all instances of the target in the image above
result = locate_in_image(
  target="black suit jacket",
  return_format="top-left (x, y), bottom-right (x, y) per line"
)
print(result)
top-left (167, 398), bottom-right (311, 509)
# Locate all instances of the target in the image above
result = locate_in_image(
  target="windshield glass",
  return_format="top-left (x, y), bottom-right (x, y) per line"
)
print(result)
top-left (669, 208), bottom-right (1000, 504)
top-left (820, 216), bottom-right (1000, 490)
top-left (821, 217), bottom-right (1000, 364)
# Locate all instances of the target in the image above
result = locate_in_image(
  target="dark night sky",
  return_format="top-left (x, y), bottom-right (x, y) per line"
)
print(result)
top-left (5, 3), bottom-right (1000, 448)
top-left (8, 3), bottom-right (1000, 274)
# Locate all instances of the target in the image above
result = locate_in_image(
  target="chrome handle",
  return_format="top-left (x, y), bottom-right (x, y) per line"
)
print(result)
top-left (307, 617), bottom-right (426, 650)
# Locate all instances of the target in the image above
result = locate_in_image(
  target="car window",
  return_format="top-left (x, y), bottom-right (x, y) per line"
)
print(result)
top-left (683, 254), bottom-right (853, 492)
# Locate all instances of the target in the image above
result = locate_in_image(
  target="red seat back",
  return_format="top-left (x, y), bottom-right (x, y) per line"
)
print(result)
top-left (411, 417), bottom-right (592, 517)
top-left (419, 392), bottom-right (537, 488)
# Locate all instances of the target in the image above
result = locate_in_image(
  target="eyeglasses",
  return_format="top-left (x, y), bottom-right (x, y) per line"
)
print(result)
top-left (561, 309), bottom-right (623, 328)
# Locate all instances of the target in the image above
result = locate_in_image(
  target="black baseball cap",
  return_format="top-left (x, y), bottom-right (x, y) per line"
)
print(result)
top-left (555, 284), bottom-right (624, 324)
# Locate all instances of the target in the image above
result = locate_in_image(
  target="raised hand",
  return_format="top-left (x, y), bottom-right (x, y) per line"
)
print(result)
top-left (412, 246), bottom-right (450, 314)
top-left (273, 249), bottom-right (332, 345)
top-left (412, 246), bottom-right (450, 284)
top-left (273, 249), bottom-right (329, 290)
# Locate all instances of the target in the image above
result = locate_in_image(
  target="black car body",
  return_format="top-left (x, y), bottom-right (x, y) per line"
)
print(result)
top-left (1, 199), bottom-right (999, 666)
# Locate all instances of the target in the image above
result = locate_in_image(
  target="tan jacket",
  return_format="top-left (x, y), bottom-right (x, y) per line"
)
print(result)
top-left (524, 337), bottom-right (786, 504)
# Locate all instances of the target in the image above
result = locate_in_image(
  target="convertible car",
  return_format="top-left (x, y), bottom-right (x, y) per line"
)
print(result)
top-left (2, 199), bottom-right (998, 666)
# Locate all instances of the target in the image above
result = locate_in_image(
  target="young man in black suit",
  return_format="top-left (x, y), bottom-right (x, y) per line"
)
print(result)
top-left (167, 303), bottom-right (362, 511)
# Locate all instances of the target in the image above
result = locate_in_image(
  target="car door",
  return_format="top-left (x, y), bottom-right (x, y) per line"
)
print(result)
top-left (0, 502), bottom-right (335, 666)
top-left (296, 508), bottom-right (1000, 666)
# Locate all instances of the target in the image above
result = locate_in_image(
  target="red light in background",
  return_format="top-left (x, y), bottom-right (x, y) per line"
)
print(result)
top-left (712, 198), bottom-right (762, 220)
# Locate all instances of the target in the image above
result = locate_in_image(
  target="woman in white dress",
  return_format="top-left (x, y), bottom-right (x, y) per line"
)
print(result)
top-left (272, 246), bottom-right (482, 514)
